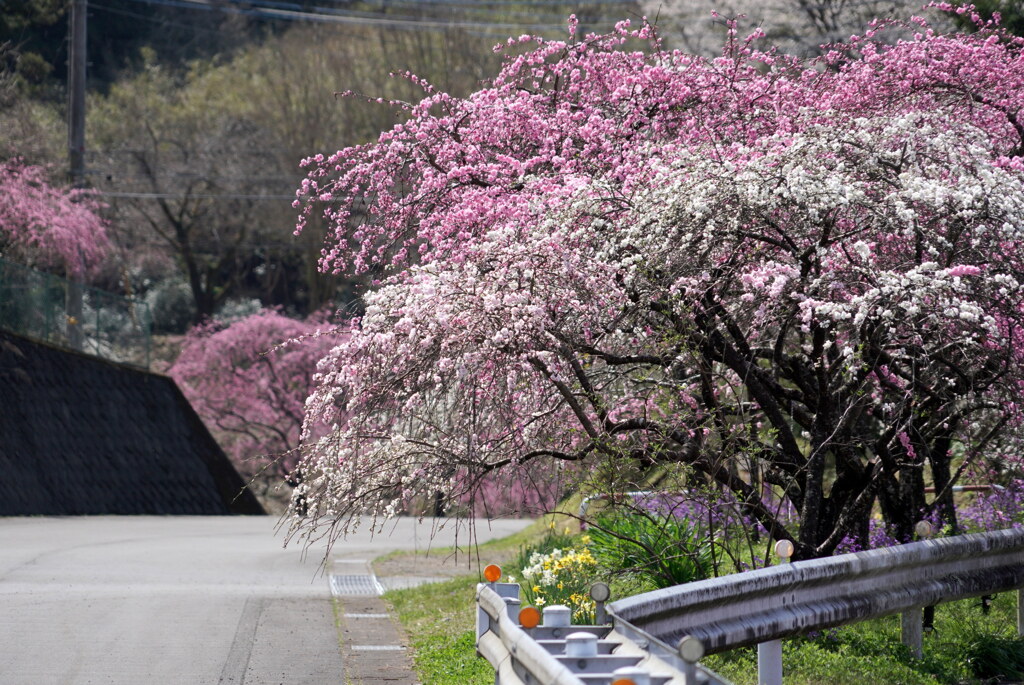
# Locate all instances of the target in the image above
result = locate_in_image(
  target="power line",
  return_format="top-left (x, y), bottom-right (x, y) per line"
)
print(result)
top-left (119, 0), bottom-right (626, 33)
top-left (100, 191), bottom-right (296, 200)
top-left (89, 2), bottom-right (228, 35)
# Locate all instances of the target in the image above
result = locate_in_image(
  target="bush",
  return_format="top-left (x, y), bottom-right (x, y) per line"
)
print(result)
top-left (145, 277), bottom-right (195, 333)
top-left (588, 509), bottom-right (716, 590)
top-left (963, 635), bottom-right (1024, 681)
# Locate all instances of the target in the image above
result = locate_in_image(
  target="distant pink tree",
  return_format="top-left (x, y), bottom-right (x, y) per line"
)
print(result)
top-left (0, 159), bottom-right (109, 276)
top-left (170, 308), bottom-right (346, 488)
top-left (289, 11), bottom-right (1024, 557)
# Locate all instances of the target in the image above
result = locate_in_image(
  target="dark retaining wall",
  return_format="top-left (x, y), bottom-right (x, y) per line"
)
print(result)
top-left (0, 330), bottom-right (264, 515)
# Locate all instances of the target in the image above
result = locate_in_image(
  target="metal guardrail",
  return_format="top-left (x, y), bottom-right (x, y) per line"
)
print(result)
top-left (475, 567), bottom-right (730, 685)
top-left (608, 527), bottom-right (1024, 685)
top-left (0, 257), bottom-right (152, 368)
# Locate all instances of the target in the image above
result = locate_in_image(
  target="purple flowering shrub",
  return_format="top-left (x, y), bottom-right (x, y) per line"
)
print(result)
top-left (610, 476), bottom-right (1024, 573)
top-left (958, 480), bottom-right (1024, 533)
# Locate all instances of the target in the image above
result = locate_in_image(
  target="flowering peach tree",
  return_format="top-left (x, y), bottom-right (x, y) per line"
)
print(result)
top-left (289, 10), bottom-right (1024, 559)
top-left (171, 308), bottom-right (345, 490)
top-left (0, 158), bottom-right (109, 276)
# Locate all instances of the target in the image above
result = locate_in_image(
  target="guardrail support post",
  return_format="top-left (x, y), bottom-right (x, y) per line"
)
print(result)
top-left (591, 582), bottom-right (611, 625)
top-left (756, 539), bottom-right (793, 685)
top-left (757, 640), bottom-right (783, 685)
top-left (678, 635), bottom-right (705, 685)
top-left (902, 607), bottom-right (923, 658)
top-left (504, 596), bottom-right (521, 623)
top-left (1018, 589), bottom-right (1024, 637)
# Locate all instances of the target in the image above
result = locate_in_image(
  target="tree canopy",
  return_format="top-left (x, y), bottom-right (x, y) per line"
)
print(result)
top-left (170, 308), bottom-right (345, 505)
top-left (288, 12), bottom-right (1024, 558)
top-left (0, 158), bottom-right (108, 276)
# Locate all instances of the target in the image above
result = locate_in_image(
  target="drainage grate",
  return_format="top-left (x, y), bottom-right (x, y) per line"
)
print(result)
top-left (329, 574), bottom-right (384, 597)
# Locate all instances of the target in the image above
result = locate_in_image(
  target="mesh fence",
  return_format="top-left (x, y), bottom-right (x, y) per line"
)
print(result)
top-left (0, 257), bottom-right (152, 369)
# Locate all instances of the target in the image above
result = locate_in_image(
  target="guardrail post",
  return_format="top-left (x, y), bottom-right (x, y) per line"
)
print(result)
top-left (902, 607), bottom-right (924, 658)
top-left (900, 521), bottom-right (936, 659)
top-left (592, 582), bottom-right (611, 625)
top-left (1019, 588), bottom-right (1024, 637)
top-left (757, 641), bottom-right (783, 685)
top-left (566, 632), bottom-right (599, 657)
top-left (542, 605), bottom-right (572, 628)
top-left (478, 565), bottom-right (522, 643)
top-left (757, 540), bottom-right (793, 685)
top-left (678, 635), bottom-right (705, 685)
top-left (612, 665), bottom-right (651, 685)
top-left (504, 596), bottom-right (521, 623)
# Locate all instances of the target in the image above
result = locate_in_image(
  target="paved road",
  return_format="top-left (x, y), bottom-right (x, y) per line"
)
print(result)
top-left (0, 516), bottom-right (530, 685)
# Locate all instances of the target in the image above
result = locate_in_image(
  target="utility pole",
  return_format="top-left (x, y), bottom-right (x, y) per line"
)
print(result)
top-left (69, 0), bottom-right (86, 187)
top-left (66, 0), bottom-right (87, 350)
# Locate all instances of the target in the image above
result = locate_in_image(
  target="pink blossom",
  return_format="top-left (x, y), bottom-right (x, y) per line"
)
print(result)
top-left (0, 159), bottom-right (109, 276)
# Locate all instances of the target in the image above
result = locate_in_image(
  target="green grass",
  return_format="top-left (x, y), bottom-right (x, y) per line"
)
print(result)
top-left (705, 593), bottom-right (1024, 685)
top-left (388, 557), bottom-right (1024, 685)
top-left (385, 575), bottom-right (493, 685)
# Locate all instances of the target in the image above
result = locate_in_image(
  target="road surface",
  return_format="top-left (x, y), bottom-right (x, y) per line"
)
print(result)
top-left (0, 515), bottom-right (529, 685)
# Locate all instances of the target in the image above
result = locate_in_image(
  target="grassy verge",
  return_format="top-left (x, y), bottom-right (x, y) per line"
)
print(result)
top-left (390, 583), bottom-right (1024, 685)
top-left (381, 515), bottom-right (572, 685)
top-left (705, 592), bottom-right (1024, 685)
top-left (385, 575), bottom-right (493, 685)
top-left (382, 512), bottom-right (1024, 685)
top-left (386, 535), bottom-right (1024, 685)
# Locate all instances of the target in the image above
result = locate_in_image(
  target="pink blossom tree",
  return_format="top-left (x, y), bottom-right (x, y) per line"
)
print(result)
top-left (170, 308), bottom-right (346, 503)
top-left (288, 10), bottom-right (1024, 559)
top-left (0, 158), bottom-right (109, 276)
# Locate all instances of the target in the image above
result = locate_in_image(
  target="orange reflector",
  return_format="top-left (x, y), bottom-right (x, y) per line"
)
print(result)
top-left (483, 564), bottom-right (502, 583)
top-left (611, 679), bottom-right (636, 685)
top-left (519, 606), bottom-right (541, 629)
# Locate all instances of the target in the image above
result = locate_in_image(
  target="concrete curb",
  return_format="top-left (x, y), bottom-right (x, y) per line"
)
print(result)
top-left (331, 558), bottom-right (420, 685)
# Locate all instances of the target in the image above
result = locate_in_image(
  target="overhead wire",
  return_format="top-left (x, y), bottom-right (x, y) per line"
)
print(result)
top-left (90, 0), bottom-right (648, 205)
top-left (99, 191), bottom-right (297, 200)
top-left (117, 0), bottom-right (637, 33)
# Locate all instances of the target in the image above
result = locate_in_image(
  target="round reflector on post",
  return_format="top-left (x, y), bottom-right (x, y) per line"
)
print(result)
top-left (483, 564), bottom-right (502, 583)
top-left (519, 606), bottom-right (541, 629)
top-left (774, 539), bottom-right (795, 561)
top-left (678, 635), bottom-right (705, 663)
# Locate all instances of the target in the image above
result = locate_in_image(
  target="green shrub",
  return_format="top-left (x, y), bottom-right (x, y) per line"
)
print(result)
top-left (963, 634), bottom-right (1024, 681)
top-left (587, 510), bottom-right (715, 589)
